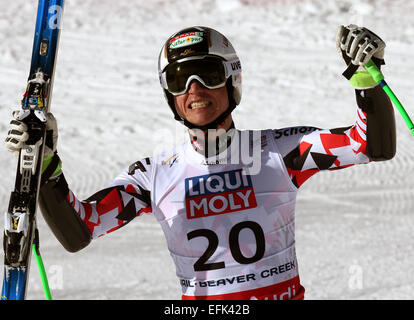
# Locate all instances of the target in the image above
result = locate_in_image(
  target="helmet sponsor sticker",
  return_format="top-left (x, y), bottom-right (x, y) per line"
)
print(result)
top-left (170, 32), bottom-right (204, 49)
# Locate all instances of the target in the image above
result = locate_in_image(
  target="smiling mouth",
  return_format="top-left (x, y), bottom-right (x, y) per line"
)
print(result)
top-left (189, 101), bottom-right (211, 109)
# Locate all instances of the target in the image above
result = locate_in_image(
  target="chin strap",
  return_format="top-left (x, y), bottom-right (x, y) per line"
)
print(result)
top-left (180, 103), bottom-right (236, 131)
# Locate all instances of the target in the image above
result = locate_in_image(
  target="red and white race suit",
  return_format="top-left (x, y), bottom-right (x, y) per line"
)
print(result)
top-left (66, 107), bottom-right (369, 300)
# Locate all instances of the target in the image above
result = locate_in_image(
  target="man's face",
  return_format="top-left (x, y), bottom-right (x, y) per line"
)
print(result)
top-left (173, 80), bottom-right (230, 127)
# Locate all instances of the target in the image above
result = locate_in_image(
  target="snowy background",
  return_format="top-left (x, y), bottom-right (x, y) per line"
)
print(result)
top-left (0, 0), bottom-right (413, 300)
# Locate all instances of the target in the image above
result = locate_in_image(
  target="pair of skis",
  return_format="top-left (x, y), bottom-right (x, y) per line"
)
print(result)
top-left (1, 0), bottom-right (64, 300)
top-left (2, 0), bottom-right (413, 302)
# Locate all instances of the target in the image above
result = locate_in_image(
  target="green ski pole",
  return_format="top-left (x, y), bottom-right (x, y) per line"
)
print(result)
top-left (364, 60), bottom-right (414, 137)
top-left (33, 229), bottom-right (52, 300)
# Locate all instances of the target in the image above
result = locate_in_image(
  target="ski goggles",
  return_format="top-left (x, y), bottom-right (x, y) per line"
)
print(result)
top-left (160, 56), bottom-right (241, 96)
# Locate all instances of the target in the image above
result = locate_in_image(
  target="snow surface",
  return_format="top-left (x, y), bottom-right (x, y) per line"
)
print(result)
top-left (0, 0), bottom-right (413, 300)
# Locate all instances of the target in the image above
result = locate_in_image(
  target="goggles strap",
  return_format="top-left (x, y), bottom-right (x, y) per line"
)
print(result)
top-left (224, 58), bottom-right (242, 78)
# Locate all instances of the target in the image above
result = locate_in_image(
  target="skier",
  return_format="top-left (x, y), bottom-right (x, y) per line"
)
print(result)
top-left (5, 25), bottom-right (396, 300)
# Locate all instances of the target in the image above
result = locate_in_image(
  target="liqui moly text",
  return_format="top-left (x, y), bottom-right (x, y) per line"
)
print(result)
top-left (185, 169), bottom-right (257, 219)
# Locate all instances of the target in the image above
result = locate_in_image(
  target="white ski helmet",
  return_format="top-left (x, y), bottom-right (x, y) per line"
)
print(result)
top-left (158, 26), bottom-right (242, 130)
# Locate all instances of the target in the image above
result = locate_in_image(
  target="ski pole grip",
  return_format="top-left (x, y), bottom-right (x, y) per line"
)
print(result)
top-left (364, 60), bottom-right (384, 83)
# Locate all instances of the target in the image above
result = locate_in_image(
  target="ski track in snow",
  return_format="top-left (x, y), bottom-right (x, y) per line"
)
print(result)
top-left (0, 0), bottom-right (413, 300)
